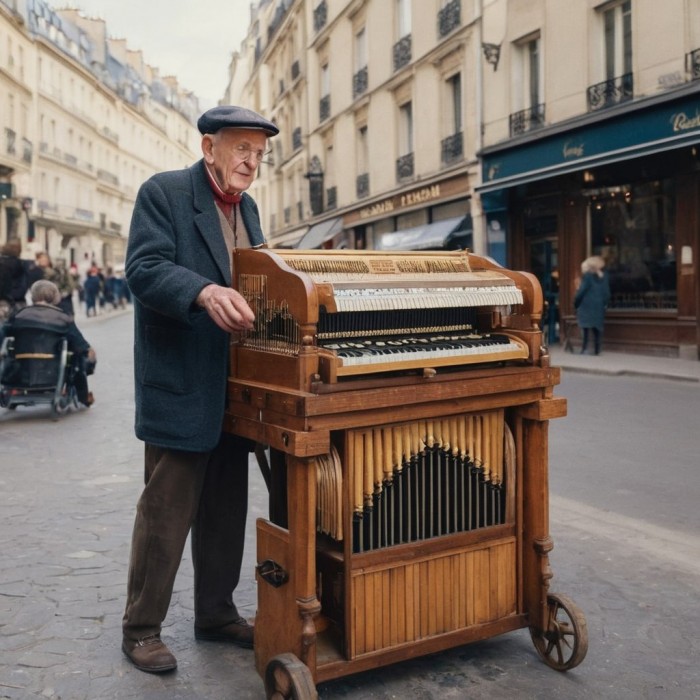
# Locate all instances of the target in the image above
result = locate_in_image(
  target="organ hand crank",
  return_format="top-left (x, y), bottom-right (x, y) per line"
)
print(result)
top-left (231, 249), bottom-right (544, 391)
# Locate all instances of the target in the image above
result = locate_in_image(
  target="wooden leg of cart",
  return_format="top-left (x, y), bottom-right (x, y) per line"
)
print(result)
top-left (519, 401), bottom-right (588, 671)
top-left (256, 454), bottom-right (320, 700)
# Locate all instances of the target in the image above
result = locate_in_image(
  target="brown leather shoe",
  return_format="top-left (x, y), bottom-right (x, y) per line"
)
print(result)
top-left (122, 634), bottom-right (177, 673)
top-left (194, 616), bottom-right (254, 648)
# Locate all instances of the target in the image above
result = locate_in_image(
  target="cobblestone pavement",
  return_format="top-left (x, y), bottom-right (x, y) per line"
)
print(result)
top-left (1, 309), bottom-right (698, 699)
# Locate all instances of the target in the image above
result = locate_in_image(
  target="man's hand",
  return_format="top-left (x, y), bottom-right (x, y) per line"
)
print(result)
top-left (196, 284), bottom-right (255, 333)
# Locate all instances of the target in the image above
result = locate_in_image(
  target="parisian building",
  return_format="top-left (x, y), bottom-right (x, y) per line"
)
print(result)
top-left (0, 0), bottom-right (200, 275)
top-left (227, 0), bottom-right (700, 359)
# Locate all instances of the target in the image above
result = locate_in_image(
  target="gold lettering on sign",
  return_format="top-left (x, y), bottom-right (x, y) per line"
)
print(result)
top-left (400, 184), bottom-right (441, 207)
top-left (672, 111), bottom-right (700, 132)
top-left (563, 140), bottom-right (584, 158)
top-left (359, 200), bottom-right (395, 219)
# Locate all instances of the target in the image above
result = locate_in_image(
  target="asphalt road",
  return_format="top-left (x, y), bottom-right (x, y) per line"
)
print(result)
top-left (0, 309), bottom-right (698, 699)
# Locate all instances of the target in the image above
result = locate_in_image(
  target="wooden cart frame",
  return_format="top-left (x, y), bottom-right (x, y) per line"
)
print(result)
top-left (226, 356), bottom-right (587, 698)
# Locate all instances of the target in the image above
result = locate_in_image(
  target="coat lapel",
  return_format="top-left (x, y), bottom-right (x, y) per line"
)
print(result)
top-left (191, 161), bottom-right (232, 286)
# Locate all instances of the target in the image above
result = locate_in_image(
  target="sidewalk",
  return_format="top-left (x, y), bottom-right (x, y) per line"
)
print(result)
top-left (548, 344), bottom-right (700, 383)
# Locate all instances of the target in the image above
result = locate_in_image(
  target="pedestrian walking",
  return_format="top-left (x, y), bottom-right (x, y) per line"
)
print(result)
top-left (121, 104), bottom-right (279, 674)
top-left (83, 266), bottom-right (102, 317)
top-left (574, 255), bottom-right (611, 355)
top-left (0, 239), bottom-right (28, 321)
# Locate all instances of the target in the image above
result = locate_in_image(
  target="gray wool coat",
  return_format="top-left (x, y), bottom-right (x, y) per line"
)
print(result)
top-left (125, 159), bottom-right (265, 451)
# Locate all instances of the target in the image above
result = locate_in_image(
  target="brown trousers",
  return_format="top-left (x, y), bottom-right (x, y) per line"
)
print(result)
top-left (122, 433), bottom-right (250, 640)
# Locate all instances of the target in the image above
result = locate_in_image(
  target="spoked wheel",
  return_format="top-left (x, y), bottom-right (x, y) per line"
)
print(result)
top-left (264, 653), bottom-right (318, 700)
top-left (530, 592), bottom-right (588, 671)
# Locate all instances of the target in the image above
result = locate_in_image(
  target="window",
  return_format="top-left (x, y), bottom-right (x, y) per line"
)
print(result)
top-left (355, 27), bottom-right (367, 72)
top-left (397, 0), bottom-right (411, 38)
top-left (588, 1), bottom-right (632, 110)
top-left (394, 0), bottom-right (412, 70)
top-left (397, 101), bottom-right (414, 180)
top-left (510, 35), bottom-right (545, 135)
top-left (399, 101), bottom-right (413, 156)
top-left (353, 28), bottom-right (368, 97)
top-left (320, 63), bottom-right (331, 120)
top-left (590, 180), bottom-right (676, 310)
top-left (604, 0), bottom-right (632, 81)
top-left (441, 73), bottom-right (463, 164)
top-left (357, 125), bottom-right (368, 175)
top-left (447, 73), bottom-right (462, 134)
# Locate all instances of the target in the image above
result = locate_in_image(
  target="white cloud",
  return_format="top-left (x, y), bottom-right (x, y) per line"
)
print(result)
top-left (69, 0), bottom-right (251, 108)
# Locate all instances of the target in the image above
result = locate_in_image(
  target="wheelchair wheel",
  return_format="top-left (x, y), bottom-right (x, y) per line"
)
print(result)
top-left (51, 383), bottom-right (76, 420)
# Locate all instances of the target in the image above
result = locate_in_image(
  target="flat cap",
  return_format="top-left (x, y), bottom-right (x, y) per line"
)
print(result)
top-left (197, 105), bottom-right (279, 136)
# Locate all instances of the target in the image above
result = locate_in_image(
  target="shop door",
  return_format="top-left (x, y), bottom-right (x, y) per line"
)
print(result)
top-left (528, 237), bottom-right (559, 344)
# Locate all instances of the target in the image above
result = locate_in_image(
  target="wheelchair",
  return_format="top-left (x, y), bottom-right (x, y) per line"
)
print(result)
top-left (0, 323), bottom-right (80, 420)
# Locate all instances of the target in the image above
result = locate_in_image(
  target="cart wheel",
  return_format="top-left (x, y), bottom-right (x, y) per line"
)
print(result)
top-left (530, 592), bottom-right (588, 671)
top-left (264, 653), bottom-right (318, 700)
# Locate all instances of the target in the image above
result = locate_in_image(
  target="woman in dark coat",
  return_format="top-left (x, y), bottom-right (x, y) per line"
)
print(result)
top-left (574, 255), bottom-right (611, 355)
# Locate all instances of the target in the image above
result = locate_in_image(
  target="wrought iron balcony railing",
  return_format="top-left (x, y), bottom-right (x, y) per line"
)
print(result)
top-left (509, 104), bottom-right (545, 137)
top-left (396, 152), bottom-right (414, 181)
top-left (587, 73), bottom-right (633, 112)
top-left (438, 0), bottom-right (461, 38)
top-left (314, 0), bottom-right (328, 33)
top-left (353, 66), bottom-right (368, 99)
top-left (686, 48), bottom-right (700, 80)
top-left (440, 132), bottom-right (463, 165)
top-left (326, 186), bottom-right (337, 210)
top-left (393, 35), bottom-right (412, 72)
top-left (356, 172), bottom-right (369, 199)
top-left (320, 95), bottom-right (331, 122)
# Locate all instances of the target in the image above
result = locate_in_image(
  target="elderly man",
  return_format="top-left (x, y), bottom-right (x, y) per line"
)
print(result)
top-left (122, 106), bottom-right (279, 673)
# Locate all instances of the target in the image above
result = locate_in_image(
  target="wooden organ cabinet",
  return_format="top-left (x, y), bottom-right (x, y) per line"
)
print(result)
top-left (224, 249), bottom-right (588, 699)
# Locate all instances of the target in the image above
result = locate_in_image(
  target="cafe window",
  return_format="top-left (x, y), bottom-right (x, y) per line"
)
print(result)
top-left (589, 179), bottom-right (676, 310)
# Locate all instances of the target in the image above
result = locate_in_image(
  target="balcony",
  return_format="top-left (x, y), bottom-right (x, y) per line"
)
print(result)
top-left (393, 35), bottom-right (412, 72)
top-left (22, 138), bottom-right (33, 164)
top-left (97, 169), bottom-right (120, 187)
top-left (326, 186), bottom-right (337, 210)
top-left (687, 48), bottom-right (700, 80)
top-left (440, 132), bottom-right (463, 165)
top-left (313, 0), bottom-right (328, 33)
top-left (587, 73), bottom-right (633, 112)
top-left (5, 128), bottom-right (16, 157)
top-left (438, 0), bottom-right (461, 38)
top-left (320, 95), bottom-right (331, 122)
top-left (356, 172), bottom-right (369, 199)
top-left (353, 66), bottom-right (368, 99)
top-left (509, 104), bottom-right (545, 137)
top-left (396, 152), bottom-right (414, 181)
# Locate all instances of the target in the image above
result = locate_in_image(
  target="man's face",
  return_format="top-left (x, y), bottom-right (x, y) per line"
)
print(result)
top-left (202, 128), bottom-right (269, 195)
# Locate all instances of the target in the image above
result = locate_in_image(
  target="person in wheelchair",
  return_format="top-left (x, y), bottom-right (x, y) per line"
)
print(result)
top-left (1, 280), bottom-right (96, 406)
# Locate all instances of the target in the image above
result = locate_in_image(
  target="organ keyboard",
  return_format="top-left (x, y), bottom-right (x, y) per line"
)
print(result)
top-left (231, 249), bottom-right (544, 390)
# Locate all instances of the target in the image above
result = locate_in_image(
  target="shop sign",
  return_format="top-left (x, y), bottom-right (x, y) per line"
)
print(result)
top-left (358, 184), bottom-right (441, 220)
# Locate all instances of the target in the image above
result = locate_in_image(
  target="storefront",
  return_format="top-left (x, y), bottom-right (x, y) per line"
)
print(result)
top-left (479, 84), bottom-right (700, 359)
top-left (343, 173), bottom-right (473, 252)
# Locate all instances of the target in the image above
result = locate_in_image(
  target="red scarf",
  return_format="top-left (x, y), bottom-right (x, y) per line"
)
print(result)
top-left (204, 164), bottom-right (241, 220)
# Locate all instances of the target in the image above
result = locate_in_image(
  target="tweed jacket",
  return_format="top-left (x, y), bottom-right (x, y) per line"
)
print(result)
top-left (125, 159), bottom-right (265, 451)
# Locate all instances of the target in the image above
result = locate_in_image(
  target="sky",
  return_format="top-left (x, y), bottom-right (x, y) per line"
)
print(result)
top-left (68, 0), bottom-right (252, 108)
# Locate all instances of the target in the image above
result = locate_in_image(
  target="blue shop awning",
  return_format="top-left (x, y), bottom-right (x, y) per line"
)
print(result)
top-left (478, 90), bottom-right (700, 193)
top-left (378, 216), bottom-right (472, 251)
top-left (296, 216), bottom-right (343, 249)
